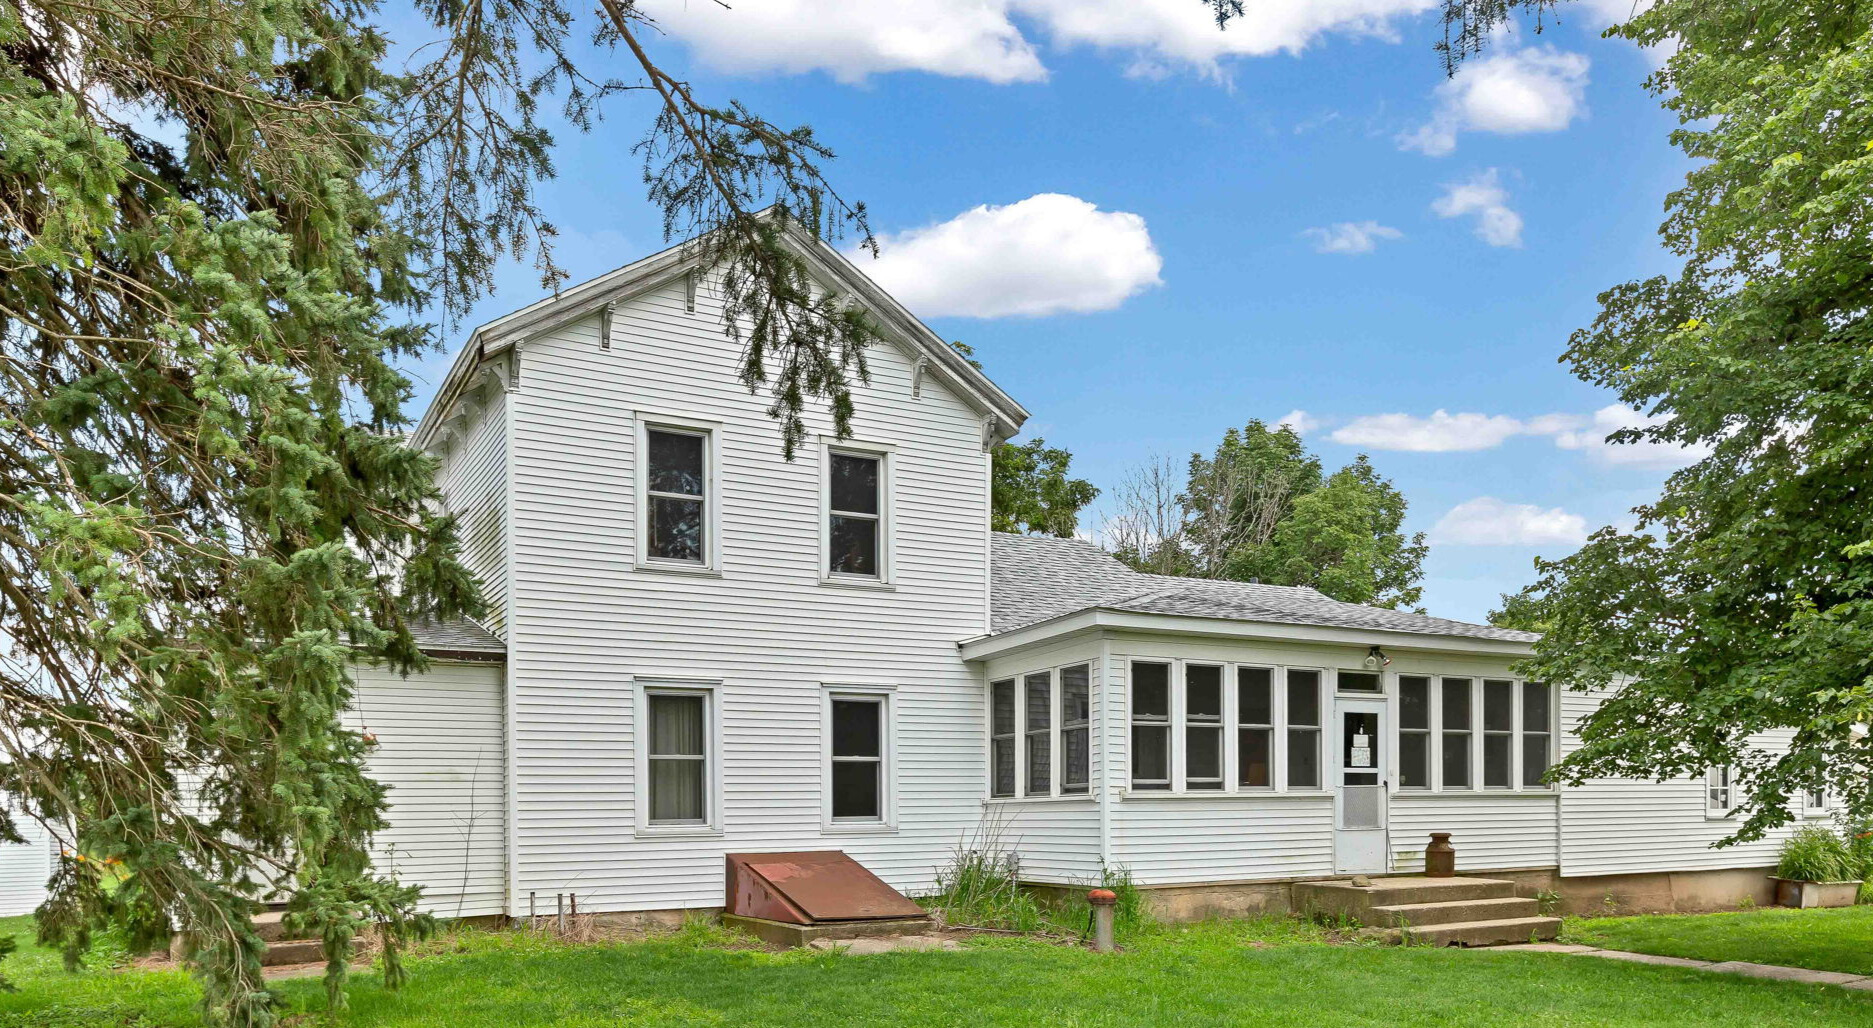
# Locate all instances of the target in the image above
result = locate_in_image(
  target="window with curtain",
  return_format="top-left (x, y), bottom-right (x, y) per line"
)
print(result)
top-left (1237, 666), bottom-right (1274, 788)
top-left (1130, 662), bottom-right (1171, 790)
top-left (1060, 664), bottom-right (1091, 794)
top-left (645, 428), bottom-right (706, 563)
top-left (1483, 679), bottom-right (1514, 789)
top-left (1024, 671), bottom-right (1052, 795)
top-left (646, 692), bottom-right (707, 824)
top-left (830, 697), bottom-right (883, 821)
top-left (828, 452), bottom-right (882, 577)
top-left (1441, 677), bottom-right (1472, 789)
top-left (1287, 669), bottom-right (1322, 789)
top-left (990, 679), bottom-right (1016, 798)
top-left (1521, 681), bottom-right (1552, 788)
top-left (1399, 675), bottom-right (1431, 789)
top-left (1185, 664), bottom-right (1224, 790)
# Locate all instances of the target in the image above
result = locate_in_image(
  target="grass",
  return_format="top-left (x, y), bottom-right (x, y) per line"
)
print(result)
top-left (5, 912), bottom-right (1873, 1027)
top-left (1568, 905), bottom-right (1873, 977)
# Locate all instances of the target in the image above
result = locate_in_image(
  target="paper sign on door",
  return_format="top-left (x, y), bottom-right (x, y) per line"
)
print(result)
top-left (1351, 733), bottom-right (1372, 767)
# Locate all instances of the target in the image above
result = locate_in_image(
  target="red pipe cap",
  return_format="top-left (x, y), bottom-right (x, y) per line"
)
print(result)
top-left (1087, 889), bottom-right (1118, 906)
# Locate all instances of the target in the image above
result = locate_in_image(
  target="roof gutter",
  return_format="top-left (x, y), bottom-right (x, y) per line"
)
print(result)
top-left (959, 607), bottom-right (1539, 663)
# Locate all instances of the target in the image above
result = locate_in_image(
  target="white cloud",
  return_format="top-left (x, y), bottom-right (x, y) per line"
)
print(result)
top-left (1552, 404), bottom-right (1713, 469)
top-left (1302, 220), bottom-right (1403, 254)
top-left (1277, 409), bottom-right (1320, 434)
top-left (1401, 47), bottom-right (1590, 156)
top-left (640, 0), bottom-right (1440, 83)
top-left (1431, 497), bottom-right (1590, 546)
top-left (858, 193), bottom-right (1163, 318)
top-left (1330, 409), bottom-right (1538, 452)
top-left (635, 0), bottom-right (1046, 84)
top-left (1431, 168), bottom-right (1524, 247)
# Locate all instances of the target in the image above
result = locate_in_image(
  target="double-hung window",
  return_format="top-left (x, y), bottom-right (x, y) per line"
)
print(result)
top-left (990, 679), bottom-right (1017, 798)
top-left (642, 426), bottom-right (710, 566)
top-left (828, 694), bottom-right (887, 823)
top-left (827, 450), bottom-right (885, 579)
top-left (1185, 665), bottom-right (1224, 790)
top-left (1059, 665), bottom-right (1091, 794)
top-left (1483, 679), bottom-right (1515, 789)
top-left (643, 688), bottom-right (711, 828)
top-left (1522, 682), bottom-right (1553, 787)
top-left (1130, 662), bottom-right (1172, 790)
top-left (1706, 766), bottom-right (1734, 817)
top-left (1804, 785), bottom-right (1830, 816)
top-left (1287, 669), bottom-right (1323, 789)
top-left (1024, 672), bottom-right (1052, 795)
top-left (1237, 667), bottom-right (1275, 788)
top-left (1399, 675), bottom-right (1432, 789)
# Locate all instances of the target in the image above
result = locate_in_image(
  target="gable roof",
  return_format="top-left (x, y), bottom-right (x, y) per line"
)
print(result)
top-left (412, 223), bottom-right (1028, 448)
top-left (990, 533), bottom-right (1539, 645)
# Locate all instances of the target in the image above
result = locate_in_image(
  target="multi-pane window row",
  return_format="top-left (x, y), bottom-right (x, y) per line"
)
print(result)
top-left (1133, 662), bottom-right (1323, 793)
top-left (1396, 676), bottom-right (1552, 791)
top-left (643, 427), bottom-right (885, 578)
top-left (644, 691), bottom-right (890, 828)
top-left (990, 665), bottom-right (1092, 799)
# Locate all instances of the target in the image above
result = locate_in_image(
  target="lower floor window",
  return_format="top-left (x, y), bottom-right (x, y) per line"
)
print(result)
top-left (830, 695), bottom-right (885, 821)
top-left (646, 691), bottom-right (708, 825)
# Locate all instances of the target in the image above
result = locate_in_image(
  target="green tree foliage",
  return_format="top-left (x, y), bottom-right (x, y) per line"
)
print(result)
top-left (1487, 589), bottom-right (1551, 634)
top-left (0, 1), bottom-right (886, 1023)
top-left (1109, 422), bottom-right (1426, 609)
top-left (991, 439), bottom-right (1099, 538)
top-left (1494, 0), bottom-right (1873, 841)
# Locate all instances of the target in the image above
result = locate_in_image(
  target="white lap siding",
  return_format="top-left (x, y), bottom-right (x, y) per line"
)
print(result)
top-left (351, 660), bottom-right (507, 917)
top-left (0, 811), bottom-right (55, 916)
top-left (504, 274), bottom-right (994, 912)
top-left (1557, 685), bottom-right (1796, 877)
top-left (437, 387), bottom-right (510, 638)
top-left (1389, 795), bottom-right (1559, 872)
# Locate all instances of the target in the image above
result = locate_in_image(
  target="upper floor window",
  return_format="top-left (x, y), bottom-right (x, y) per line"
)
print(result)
top-left (827, 449), bottom-right (887, 579)
top-left (637, 419), bottom-right (717, 570)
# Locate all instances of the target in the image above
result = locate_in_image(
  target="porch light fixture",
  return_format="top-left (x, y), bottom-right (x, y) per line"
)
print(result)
top-left (1363, 646), bottom-right (1391, 670)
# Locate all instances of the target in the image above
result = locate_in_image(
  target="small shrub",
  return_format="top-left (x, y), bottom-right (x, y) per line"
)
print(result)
top-left (1776, 826), bottom-right (1856, 883)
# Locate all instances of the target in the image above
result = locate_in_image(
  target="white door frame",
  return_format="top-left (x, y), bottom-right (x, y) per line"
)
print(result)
top-left (1333, 694), bottom-right (1390, 874)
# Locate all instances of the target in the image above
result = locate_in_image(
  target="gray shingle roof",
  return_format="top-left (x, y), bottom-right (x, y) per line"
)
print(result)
top-left (990, 533), bottom-right (1538, 644)
top-left (408, 616), bottom-right (506, 656)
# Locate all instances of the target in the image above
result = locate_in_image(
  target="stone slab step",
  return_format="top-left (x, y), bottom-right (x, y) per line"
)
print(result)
top-left (1368, 915), bottom-right (1561, 947)
top-left (1295, 876), bottom-right (1517, 918)
top-left (259, 933), bottom-right (377, 968)
top-left (253, 911), bottom-right (291, 943)
top-left (1369, 896), bottom-right (1540, 927)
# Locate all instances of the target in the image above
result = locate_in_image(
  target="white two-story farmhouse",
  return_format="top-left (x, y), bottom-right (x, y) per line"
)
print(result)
top-left (336, 229), bottom-right (1828, 928)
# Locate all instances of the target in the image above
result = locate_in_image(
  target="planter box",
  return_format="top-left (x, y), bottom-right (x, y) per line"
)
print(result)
top-left (1772, 878), bottom-right (1861, 909)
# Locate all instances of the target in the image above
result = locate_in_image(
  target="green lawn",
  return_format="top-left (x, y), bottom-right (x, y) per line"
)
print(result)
top-left (1568, 905), bottom-right (1873, 977)
top-left (5, 913), bottom-right (1873, 1027)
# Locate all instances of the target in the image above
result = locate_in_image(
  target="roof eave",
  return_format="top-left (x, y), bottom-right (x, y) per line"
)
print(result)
top-left (960, 607), bottom-right (1539, 662)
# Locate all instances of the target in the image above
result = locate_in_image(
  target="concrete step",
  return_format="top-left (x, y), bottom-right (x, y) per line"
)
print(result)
top-left (1368, 896), bottom-right (1541, 927)
top-left (1295, 876), bottom-right (1517, 919)
top-left (1368, 915), bottom-right (1562, 947)
top-left (259, 933), bottom-right (377, 968)
top-left (253, 911), bottom-right (291, 943)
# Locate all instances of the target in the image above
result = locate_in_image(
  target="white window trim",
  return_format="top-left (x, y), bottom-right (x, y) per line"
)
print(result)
top-left (818, 438), bottom-right (895, 587)
top-left (1334, 668), bottom-right (1384, 695)
top-left (1058, 663), bottom-right (1093, 796)
top-left (633, 413), bottom-right (723, 575)
top-left (1280, 666), bottom-right (1329, 794)
top-left (987, 677), bottom-right (1018, 800)
top-left (1120, 661), bottom-right (1329, 797)
top-left (1397, 674), bottom-right (1434, 791)
top-left (1803, 786), bottom-right (1831, 818)
top-left (986, 663), bottom-right (1096, 802)
top-left (1233, 664), bottom-right (1278, 792)
top-left (822, 683), bottom-right (897, 833)
top-left (1022, 670), bottom-right (1056, 797)
top-left (1128, 660), bottom-right (1174, 793)
top-left (1181, 663), bottom-right (1226, 792)
top-left (633, 678), bottom-right (723, 837)
top-left (1705, 765), bottom-right (1735, 820)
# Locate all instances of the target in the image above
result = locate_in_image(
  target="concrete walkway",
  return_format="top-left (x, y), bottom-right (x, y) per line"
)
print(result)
top-left (1489, 942), bottom-right (1873, 991)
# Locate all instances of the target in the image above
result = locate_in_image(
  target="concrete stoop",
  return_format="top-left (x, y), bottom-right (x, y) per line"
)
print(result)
top-left (171, 911), bottom-right (378, 968)
top-left (1295, 876), bottom-right (1561, 947)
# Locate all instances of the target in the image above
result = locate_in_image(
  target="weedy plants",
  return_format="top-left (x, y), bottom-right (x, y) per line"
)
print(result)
top-left (1776, 826), bottom-right (1858, 883)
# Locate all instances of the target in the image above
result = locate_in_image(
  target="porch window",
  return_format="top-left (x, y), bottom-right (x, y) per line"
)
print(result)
top-left (1130, 662), bottom-right (1172, 790)
top-left (1060, 664), bottom-right (1091, 794)
top-left (1483, 679), bottom-right (1515, 789)
top-left (1706, 766), bottom-right (1734, 817)
top-left (1185, 665), bottom-right (1224, 790)
top-left (1441, 677), bottom-right (1473, 789)
top-left (829, 696), bottom-right (884, 822)
top-left (1286, 669), bottom-right (1323, 790)
top-left (1024, 672), bottom-right (1052, 795)
top-left (1337, 670), bottom-right (1382, 693)
top-left (1522, 682), bottom-right (1552, 787)
top-left (989, 679), bottom-right (1016, 798)
top-left (1398, 675), bottom-right (1432, 789)
top-left (1237, 667), bottom-right (1274, 788)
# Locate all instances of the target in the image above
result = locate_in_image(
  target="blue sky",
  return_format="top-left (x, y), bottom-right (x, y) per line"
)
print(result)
top-left (400, 1), bottom-right (1693, 624)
